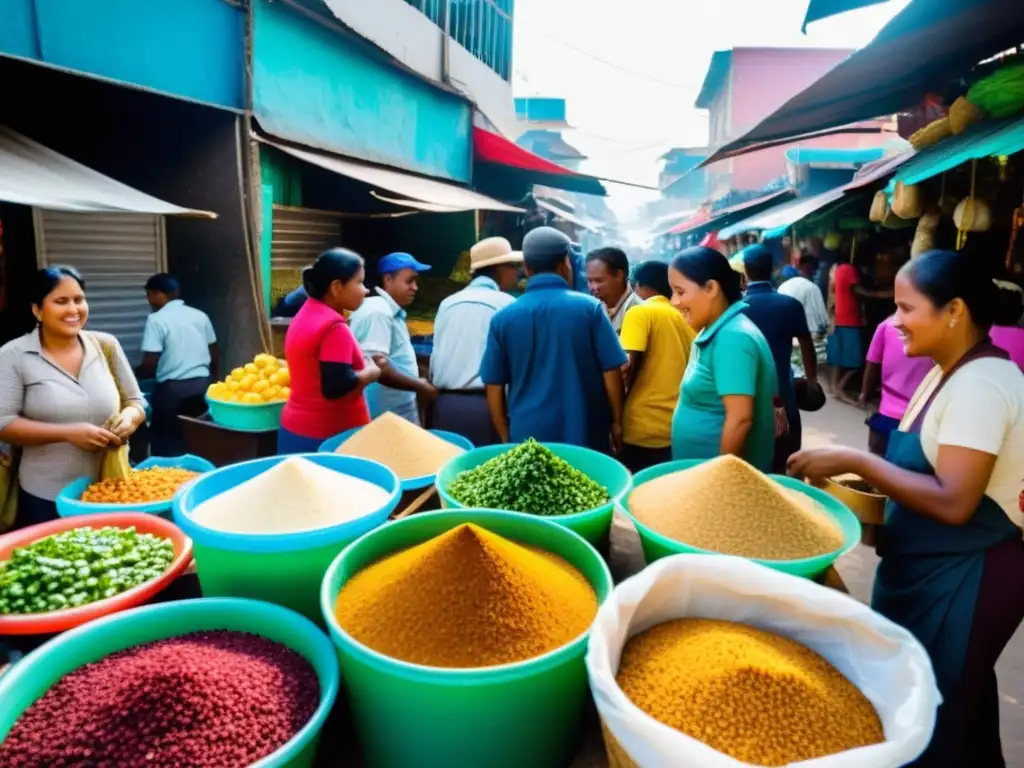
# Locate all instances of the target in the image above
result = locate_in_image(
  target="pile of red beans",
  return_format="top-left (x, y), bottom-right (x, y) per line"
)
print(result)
top-left (0, 630), bottom-right (320, 767)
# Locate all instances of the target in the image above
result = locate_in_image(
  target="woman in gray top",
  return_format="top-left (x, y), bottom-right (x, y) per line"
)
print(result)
top-left (0, 267), bottom-right (145, 529)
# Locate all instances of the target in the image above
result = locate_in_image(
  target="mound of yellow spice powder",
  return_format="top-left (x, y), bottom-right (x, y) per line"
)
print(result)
top-left (334, 523), bottom-right (598, 668)
top-left (334, 412), bottom-right (466, 480)
top-left (616, 619), bottom-right (884, 765)
top-left (630, 455), bottom-right (844, 560)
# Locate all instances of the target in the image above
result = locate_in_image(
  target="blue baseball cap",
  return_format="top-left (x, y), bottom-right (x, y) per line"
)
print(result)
top-left (378, 252), bottom-right (432, 275)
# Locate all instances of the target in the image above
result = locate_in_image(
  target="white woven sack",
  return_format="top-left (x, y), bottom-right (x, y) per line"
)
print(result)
top-left (587, 554), bottom-right (941, 768)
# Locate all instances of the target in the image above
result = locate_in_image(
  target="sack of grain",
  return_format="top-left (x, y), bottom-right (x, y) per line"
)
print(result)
top-left (587, 554), bottom-right (940, 768)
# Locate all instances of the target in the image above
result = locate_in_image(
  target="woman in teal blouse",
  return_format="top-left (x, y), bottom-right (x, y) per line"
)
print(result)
top-left (668, 247), bottom-right (778, 471)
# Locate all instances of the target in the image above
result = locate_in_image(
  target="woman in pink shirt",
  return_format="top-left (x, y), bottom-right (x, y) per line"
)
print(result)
top-left (859, 314), bottom-right (934, 455)
top-left (990, 280), bottom-right (1024, 371)
top-left (277, 249), bottom-right (381, 455)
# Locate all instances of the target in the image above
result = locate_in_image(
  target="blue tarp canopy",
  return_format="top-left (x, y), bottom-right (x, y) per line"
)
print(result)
top-left (885, 115), bottom-right (1024, 191)
top-left (719, 186), bottom-right (849, 240)
top-left (802, 0), bottom-right (890, 32)
top-left (785, 146), bottom-right (886, 167)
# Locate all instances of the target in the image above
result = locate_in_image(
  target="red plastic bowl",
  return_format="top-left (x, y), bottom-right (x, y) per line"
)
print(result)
top-left (0, 512), bottom-right (193, 636)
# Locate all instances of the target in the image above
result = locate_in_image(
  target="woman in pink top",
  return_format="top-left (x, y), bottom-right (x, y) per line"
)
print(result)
top-left (859, 314), bottom-right (934, 455)
top-left (990, 280), bottom-right (1024, 371)
top-left (277, 249), bottom-right (381, 455)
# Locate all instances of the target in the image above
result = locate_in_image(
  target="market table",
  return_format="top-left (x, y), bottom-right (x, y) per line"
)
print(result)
top-left (0, 508), bottom-right (849, 767)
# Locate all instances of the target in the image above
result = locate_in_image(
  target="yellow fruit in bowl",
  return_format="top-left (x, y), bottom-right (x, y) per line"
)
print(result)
top-left (254, 353), bottom-right (276, 368)
top-left (239, 375), bottom-right (257, 391)
top-left (278, 386), bottom-right (291, 401)
top-left (260, 388), bottom-right (277, 402)
top-left (268, 371), bottom-right (283, 386)
top-left (228, 393), bottom-right (242, 403)
top-left (244, 362), bottom-right (259, 375)
top-left (277, 369), bottom-right (291, 386)
top-left (227, 380), bottom-right (241, 393)
top-left (252, 380), bottom-right (270, 394)
top-left (231, 368), bottom-right (246, 382)
top-left (242, 392), bottom-right (263, 405)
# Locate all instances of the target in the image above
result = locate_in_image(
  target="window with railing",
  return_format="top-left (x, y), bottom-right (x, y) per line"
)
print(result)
top-left (403, 0), bottom-right (514, 82)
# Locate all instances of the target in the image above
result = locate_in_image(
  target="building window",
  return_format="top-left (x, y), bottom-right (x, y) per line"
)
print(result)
top-left (404, 0), bottom-right (514, 81)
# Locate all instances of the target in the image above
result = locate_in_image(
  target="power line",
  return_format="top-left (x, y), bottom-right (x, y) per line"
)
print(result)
top-left (533, 31), bottom-right (698, 92)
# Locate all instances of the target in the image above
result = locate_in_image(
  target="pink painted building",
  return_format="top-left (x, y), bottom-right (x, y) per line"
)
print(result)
top-left (697, 47), bottom-right (897, 196)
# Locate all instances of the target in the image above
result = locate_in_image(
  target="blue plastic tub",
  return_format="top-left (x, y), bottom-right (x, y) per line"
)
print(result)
top-left (206, 396), bottom-right (285, 432)
top-left (319, 428), bottom-right (474, 490)
top-left (56, 454), bottom-right (217, 518)
top-left (173, 453), bottom-right (401, 623)
top-left (0, 598), bottom-right (339, 767)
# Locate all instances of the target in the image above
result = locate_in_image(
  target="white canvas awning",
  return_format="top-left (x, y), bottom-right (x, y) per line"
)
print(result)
top-left (534, 197), bottom-right (599, 232)
top-left (258, 135), bottom-right (523, 213)
top-left (0, 126), bottom-right (216, 217)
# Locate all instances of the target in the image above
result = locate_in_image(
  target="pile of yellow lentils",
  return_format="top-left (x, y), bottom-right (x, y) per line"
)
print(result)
top-left (615, 618), bottom-right (884, 765)
top-left (80, 467), bottom-right (200, 505)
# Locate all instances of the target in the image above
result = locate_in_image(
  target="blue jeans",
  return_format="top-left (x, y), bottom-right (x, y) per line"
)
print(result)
top-left (276, 427), bottom-right (324, 455)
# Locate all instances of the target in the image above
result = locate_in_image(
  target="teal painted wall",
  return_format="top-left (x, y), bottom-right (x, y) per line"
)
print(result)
top-left (252, 0), bottom-right (471, 183)
top-left (0, 0), bottom-right (244, 109)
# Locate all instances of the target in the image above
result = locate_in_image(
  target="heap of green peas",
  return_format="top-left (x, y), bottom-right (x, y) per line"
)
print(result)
top-left (0, 526), bottom-right (174, 615)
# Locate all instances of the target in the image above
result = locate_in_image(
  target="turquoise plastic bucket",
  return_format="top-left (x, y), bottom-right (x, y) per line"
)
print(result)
top-left (319, 427), bottom-right (474, 491)
top-left (173, 453), bottom-right (400, 623)
top-left (623, 459), bottom-right (862, 578)
top-left (321, 510), bottom-right (614, 768)
top-left (0, 598), bottom-right (339, 767)
top-left (56, 454), bottom-right (217, 518)
top-left (435, 443), bottom-right (632, 548)
top-left (206, 396), bottom-right (285, 432)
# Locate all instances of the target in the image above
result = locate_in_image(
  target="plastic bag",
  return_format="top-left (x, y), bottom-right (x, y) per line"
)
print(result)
top-left (587, 555), bottom-right (940, 768)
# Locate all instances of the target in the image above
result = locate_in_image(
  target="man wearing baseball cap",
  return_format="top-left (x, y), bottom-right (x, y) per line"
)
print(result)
top-left (349, 252), bottom-right (437, 424)
top-left (479, 226), bottom-right (627, 453)
top-left (429, 237), bottom-right (523, 445)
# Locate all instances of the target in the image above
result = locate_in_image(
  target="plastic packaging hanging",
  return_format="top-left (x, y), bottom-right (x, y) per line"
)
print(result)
top-left (587, 554), bottom-right (941, 768)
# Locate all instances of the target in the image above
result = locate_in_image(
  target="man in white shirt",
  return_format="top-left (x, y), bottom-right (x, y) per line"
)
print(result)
top-left (430, 237), bottom-right (522, 445)
top-left (139, 274), bottom-right (218, 456)
top-left (779, 252), bottom-right (830, 336)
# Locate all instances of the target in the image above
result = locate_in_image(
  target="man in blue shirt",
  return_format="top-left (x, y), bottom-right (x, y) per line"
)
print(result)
top-left (139, 274), bottom-right (218, 456)
top-left (741, 245), bottom-right (818, 471)
top-left (480, 227), bottom-right (627, 453)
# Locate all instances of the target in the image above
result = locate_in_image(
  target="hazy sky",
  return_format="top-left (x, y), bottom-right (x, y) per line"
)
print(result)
top-left (512, 0), bottom-right (910, 219)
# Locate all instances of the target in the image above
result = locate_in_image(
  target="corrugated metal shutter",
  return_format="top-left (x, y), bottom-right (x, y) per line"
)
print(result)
top-left (271, 205), bottom-right (342, 270)
top-left (34, 209), bottom-right (165, 364)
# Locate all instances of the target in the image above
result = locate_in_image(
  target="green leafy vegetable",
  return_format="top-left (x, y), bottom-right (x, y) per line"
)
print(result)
top-left (447, 439), bottom-right (610, 516)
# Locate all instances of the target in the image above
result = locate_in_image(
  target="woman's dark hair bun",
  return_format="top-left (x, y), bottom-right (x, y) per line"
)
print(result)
top-left (902, 250), bottom-right (1020, 330)
top-left (670, 246), bottom-right (743, 304)
top-left (31, 265), bottom-right (85, 308)
top-left (302, 248), bottom-right (364, 300)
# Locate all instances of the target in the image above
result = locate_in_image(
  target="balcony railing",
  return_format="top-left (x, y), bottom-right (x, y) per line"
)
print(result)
top-left (403, 0), bottom-right (514, 82)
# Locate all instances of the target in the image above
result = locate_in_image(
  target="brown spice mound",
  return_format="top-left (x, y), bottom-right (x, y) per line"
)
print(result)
top-left (334, 523), bottom-right (597, 668)
top-left (335, 412), bottom-right (466, 479)
top-left (617, 619), bottom-right (885, 765)
top-left (629, 455), bottom-right (844, 559)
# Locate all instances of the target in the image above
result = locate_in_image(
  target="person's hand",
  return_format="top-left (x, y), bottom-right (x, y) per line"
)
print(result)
top-left (787, 446), bottom-right (858, 484)
top-left (67, 423), bottom-right (121, 452)
top-left (418, 380), bottom-right (438, 405)
top-left (610, 422), bottom-right (623, 456)
top-left (362, 358), bottom-right (382, 383)
top-left (109, 407), bottom-right (144, 440)
top-left (371, 354), bottom-right (389, 372)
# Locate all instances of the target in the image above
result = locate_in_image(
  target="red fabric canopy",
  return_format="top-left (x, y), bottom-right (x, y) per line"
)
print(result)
top-left (669, 210), bottom-right (711, 234)
top-left (473, 127), bottom-right (577, 175)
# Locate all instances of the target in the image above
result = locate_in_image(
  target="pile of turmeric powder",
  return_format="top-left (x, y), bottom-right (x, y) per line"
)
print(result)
top-left (334, 523), bottom-right (597, 668)
top-left (616, 618), bottom-right (884, 765)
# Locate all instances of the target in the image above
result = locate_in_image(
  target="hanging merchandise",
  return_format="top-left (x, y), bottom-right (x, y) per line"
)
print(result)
top-left (949, 96), bottom-right (984, 135)
top-left (891, 181), bottom-right (924, 219)
top-left (869, 191), bottom-right (889, 222)
top-left (953, 161), bottom-right (992, 248)
top-left (909, 118), bottom-right (952, 151)
top-left (967, 63), bottom-right (1024, 119)
top-left (1006, 189), bottom-right (1024, 271)
top-left (911, 210), bottom-right (942, 259)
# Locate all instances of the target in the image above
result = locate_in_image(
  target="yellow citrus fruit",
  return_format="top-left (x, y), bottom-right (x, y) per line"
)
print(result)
top-left (231, 368), bottom-right (246, 382)
top-left (278, 386), bottom-right (291, 401)
top-left (268, 372), bottom-right (282, 386)
top-left (228, 393), bottom-right (242, 402)
top-left (227, 380), bottom-right (241, 392)
top-left (254, 353), bottom-right (275, 368)
top-left (242, 392), bottom-right (263, 405)
top-left (244, 362), bottom-right (259, 375)
top-left (239, 375), bottom-right (257, 391)
top-left (260, 388), bottom-right (277, 401)
top-left (252, 380), bottom-right (270, 394)
top-left (277, 369), bottom-right (291, 386)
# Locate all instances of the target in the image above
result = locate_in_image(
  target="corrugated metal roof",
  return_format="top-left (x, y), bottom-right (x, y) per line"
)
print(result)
top-left (844, 149), bottom-right (916, 190)
top-left (0, 127), bottom-right (216, 217)
top-left (886, 115), bottom-right (1024, 190)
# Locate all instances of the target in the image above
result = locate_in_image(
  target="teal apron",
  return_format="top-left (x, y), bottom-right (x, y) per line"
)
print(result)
top-left (872, 344), bottom-right (1019, 765)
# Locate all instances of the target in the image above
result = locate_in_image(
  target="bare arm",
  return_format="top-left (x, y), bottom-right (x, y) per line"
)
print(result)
top-left (720, 394), bottom-right (755, 458)
top-left (136, 352), bottom-right (160, 380)
top-left (797, 333), bottom-right (817, 383)
top-left (624, 351), bottom-right (644, 395)
top-left (486, 384), bottom-right (509, 443)
top-left (860, 361), bottom-right (881, 406)
top-left (853, 285), bottom-right (894, 300)
top-left (1, 419), bottom-right (77, 447)
top-left (374, 355), bottom-right (435, 395)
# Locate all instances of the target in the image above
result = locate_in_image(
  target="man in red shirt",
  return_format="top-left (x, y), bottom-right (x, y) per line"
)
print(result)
top-left (827, 250), bottom-right (892, 402)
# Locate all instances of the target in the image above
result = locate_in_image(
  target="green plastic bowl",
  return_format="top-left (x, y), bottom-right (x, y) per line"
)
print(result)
top-left (0, 598), bottom-right (339, 767)
top-left (206, 396), bottom-right (285, 432)
top-left (623, 459), bottom-right (862, 579)
top-left (320, 510), bottom-right (614, 768)
top-left (435, 443), bottom-right (632, 549)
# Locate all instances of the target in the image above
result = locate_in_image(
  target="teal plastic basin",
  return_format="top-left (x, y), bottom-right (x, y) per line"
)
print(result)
top-left (206, 396), bottom-right (285, 432)
top-left (623, 459), bottom-right (862, 579)
top-left (0, 598), bottom-right (339, 767)
top-left (173, 453), bottom-right (400, 624)
top-left (435, 443), bottom-right (632, 549)
top-left (321, 510), bottom-right (614, 768)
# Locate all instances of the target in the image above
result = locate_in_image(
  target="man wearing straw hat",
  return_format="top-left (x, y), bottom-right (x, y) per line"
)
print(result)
top-left (429, 237), bottom-right (523, 446)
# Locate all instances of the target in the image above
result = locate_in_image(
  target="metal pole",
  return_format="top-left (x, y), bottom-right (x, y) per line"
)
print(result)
top-left (441, 0), bottom-right (452, 84)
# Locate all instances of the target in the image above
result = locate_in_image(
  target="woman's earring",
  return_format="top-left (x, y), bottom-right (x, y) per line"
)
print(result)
top-left (949, 319), bottom-right (957, 329)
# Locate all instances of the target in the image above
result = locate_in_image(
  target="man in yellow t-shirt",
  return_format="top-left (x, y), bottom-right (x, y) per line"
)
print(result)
top-left (619, 261), bottom-right (696, 473)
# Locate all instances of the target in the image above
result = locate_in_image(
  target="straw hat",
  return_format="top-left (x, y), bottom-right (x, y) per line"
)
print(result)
top-left (470, 237), bottom-right (524, 272)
